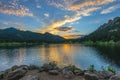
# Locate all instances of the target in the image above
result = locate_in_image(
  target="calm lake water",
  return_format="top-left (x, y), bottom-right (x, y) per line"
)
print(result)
top-left (0, 44), bottom-right (120, 71)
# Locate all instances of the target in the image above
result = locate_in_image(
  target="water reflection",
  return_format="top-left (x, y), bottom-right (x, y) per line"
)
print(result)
top-left (0, 44), bottom-right (120, 71)
top-left (39, 44), bottom-right (75, 66)
top-left (95, 46), bottom-right (120, 66)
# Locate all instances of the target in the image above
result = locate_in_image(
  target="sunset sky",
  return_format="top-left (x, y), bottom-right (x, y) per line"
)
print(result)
top-left (0, 0), bottom-right (120, 38)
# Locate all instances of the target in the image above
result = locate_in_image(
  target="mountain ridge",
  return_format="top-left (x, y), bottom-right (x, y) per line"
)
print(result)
top-left (80, 16), bottom-right (120, 41)
top-left (0, 27), bottom-right (65, 43)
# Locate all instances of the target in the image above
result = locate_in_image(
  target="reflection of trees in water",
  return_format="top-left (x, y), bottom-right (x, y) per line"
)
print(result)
top-left (0, 48), bottom-right (26, 70)
top-left (95, 46), bottom-right (120, 66)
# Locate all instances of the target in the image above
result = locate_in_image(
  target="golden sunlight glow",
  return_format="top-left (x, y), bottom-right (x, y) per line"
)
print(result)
top-left (62, 35), bottom-right (81, 39)
top-left (39, 44), bottom-right (74, 66)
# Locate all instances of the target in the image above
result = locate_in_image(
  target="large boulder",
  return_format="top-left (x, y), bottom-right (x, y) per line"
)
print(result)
top-left (74, 69), bottom-right (84, 76)
top-left (84, 72), bottom-right (99, 80)
top-left (11, 65), bottom-right (19, 71)
top-left (62, 70), bottom-right (74, 79)
top-left (3, 65), bottom-right (29, 80)
top-left (39, 67), bottom-right (45, 72)
top-left (42, 62), bottom-right (59, 72)
top-left (98, 71), bottom-right (114, 79)
top-left (109, 73), bottom-right (120, 80)
top-left (62, 65), bottom-right (84, 76)
top-left (48, 70), bottom-right (59, 75)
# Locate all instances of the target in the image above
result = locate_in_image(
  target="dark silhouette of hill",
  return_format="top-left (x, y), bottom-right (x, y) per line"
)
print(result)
top-left (0, 27), bottom-right (65, 43)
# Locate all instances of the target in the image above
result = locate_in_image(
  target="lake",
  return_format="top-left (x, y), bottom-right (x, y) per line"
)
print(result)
top-left (0, 44), bottom-right (120, 71)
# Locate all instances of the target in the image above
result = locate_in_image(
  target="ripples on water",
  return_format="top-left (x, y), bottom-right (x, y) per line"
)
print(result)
top-left (0, 44), bottom-right (120, 71)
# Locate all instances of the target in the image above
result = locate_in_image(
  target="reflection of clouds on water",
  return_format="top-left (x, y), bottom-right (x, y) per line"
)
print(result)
top-left (0, 44), bottom-right (120, 71)
top-left (17, 48), bottom-right (26, 64)
top-left (39, 44), bottom-right (77, 66)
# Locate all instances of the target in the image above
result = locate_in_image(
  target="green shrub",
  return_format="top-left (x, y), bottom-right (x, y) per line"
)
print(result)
top-left (107, 66), bottom-right (116, 74)
top-left (88, 65), bottom-right (95, 72)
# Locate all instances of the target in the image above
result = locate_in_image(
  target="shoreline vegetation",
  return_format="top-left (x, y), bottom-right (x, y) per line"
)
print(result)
top-left (0, 62), bottom-right (119, 80)
top-left (0, 42), bottom-right (42, 47)
top-left (0, 40), bottom-right (120, 47)
top-left (83, 40), bottom-right (120, 47)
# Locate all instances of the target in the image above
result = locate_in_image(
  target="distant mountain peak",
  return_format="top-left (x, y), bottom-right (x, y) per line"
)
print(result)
top-left (0, 27), bottom-right (65, 42)
top-left (4, 27), bottom-right (17, 30)
top-left (81, 16), bottom-right (120, 41)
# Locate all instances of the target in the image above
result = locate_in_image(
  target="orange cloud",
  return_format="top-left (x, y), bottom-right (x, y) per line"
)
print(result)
top-left (0, 7), bottom-right (33, 17)
top-left (39, 15), bottom-right (81, 34)
top-left (54, 26), bottom-right (73, 31)
top-left (47, 0), bottom-right (115, 11)
top-left (69, 0), bottom-right (115, 11)
top-left (40, 0), bottom-right (116, 38)
top-left (0, 0), bottom-right (33, 17)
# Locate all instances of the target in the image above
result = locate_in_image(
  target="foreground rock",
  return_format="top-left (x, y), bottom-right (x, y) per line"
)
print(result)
top-left (0, 63), bottom-right (119, 80)
top-left (109, 73), bottom-right (120, 80)
top-left (62, 70), bottom-right (74, 79)
top-left (48, 70), bottom-right (59, 75)
top-left (1, 65), bottom-right (29, 80)
top-left (98, 71), bottom-right (114, 79)
top-left (41, 62), bottom-right (59, 72)
top-left (85, 72), bottom-right (99, 80)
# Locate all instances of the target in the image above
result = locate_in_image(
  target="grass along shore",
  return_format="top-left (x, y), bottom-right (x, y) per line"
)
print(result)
top-left (83, 40), bottom-right (120, 47)
top-left (0, 62), bottom-right (119, 80)
top-left (0, 42), bottom-right (48, 47)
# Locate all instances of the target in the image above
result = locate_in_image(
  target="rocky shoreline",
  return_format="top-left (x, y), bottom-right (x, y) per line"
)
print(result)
top-left (0, 62), bottom-right (120, 80)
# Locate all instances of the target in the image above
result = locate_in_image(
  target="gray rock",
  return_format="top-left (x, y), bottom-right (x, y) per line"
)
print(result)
top-left (62, 70), bottom-right (74, 79)
top-left (85, 72), bottom-right (99, 80)
top-left (49, 70), bottom-right (59, 75)
top-left (42, 62), bottom-right (58, 71)
top-left (4, 66), bottom-right (28, 80)
top-left (39, 67), bottom-right (45, 72)
top-left (98, 71), bottom-right (114, 79)
top-left (74, 69), bottom-right (84, 76)
top-left (109, 73), bottom-right (120, 80)
top-left (11, 65), bottom-right (19, 71)
top-left (42, 63), bottom-right (53, 71)
top-left (19, 65), bottom-right (29, 70)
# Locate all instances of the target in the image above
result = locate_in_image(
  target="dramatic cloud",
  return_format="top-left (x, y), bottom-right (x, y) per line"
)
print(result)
top-left (68, 0), bottom-right (115, 11)
top-left (78, 7), bottom-right (101, 16)
top-left (54, 26), bottom-right (73, 31)
top-left (0, 7), bottom-right (33, 17)
top-left (39, 13), bottom-right (81, 34)
top-left (41, 0), bottom-right (114, 35)
top-left (47, 0), bottom-right (115, 11)
top-left (39, 6), bottom-right (100, 35)
top-left (101, 5), bottom-right (120, 14)
top-left (63, 35), bottom-right (82, 39)
top-left (0, 0), bottom-right (33, 17)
